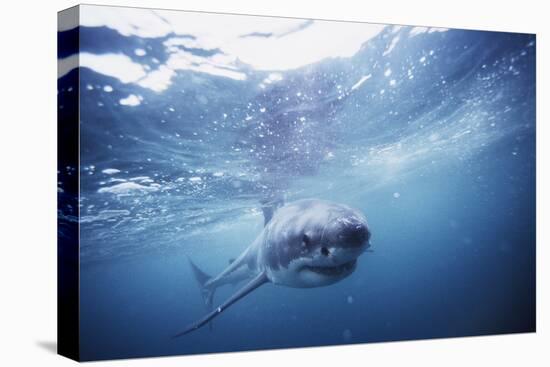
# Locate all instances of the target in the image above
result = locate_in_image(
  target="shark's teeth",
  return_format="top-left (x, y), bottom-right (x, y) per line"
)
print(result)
top-left (304, 259), bottom-right (357, 276)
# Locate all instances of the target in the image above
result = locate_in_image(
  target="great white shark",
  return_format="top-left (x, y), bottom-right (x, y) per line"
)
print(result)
top-left (173, 198), bottom-right (371, 337)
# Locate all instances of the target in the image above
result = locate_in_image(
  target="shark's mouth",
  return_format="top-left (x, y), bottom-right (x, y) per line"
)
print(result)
top-left (304, 259), bottom-right (357, 276)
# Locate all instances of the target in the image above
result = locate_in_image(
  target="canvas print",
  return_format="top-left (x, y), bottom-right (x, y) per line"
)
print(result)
top-left (57, 5), bottom-right (536, 361)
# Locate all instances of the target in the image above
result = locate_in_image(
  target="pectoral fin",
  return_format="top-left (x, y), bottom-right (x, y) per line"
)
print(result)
top-left (172, 271), bottom-right (268, 338)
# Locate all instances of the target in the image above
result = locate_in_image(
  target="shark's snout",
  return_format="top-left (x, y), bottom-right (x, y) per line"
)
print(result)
top-left (327, 215), bottom-right (370, 249)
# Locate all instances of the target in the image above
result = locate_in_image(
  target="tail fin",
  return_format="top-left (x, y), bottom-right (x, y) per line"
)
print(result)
top-left (187, 257), bottom-right (215, 330)
top-left (172, 272), bottom-right (268, 338)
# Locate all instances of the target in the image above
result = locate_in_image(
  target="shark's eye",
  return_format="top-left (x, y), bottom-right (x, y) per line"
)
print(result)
top-left (302, 234), bottom-right (310, 246)
top-left (321, 247), bottom-right (330, 256)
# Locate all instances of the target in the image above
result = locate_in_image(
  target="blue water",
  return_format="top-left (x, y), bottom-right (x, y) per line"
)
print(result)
top-left (58, 17), bottom-right (535, 361)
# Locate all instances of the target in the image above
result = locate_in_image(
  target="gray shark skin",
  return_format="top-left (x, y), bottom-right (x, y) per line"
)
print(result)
top-left (173, 198), bottom-right (371, 338)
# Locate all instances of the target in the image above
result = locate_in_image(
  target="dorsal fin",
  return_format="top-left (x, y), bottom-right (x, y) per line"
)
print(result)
top-left (261, 206), bottom-right (276, 226)
top-left (260, 195), bottom-right (284, 226)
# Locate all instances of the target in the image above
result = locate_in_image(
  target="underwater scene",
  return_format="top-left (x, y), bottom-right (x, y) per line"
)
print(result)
top-left (57, 5), bottom-right (535, 361)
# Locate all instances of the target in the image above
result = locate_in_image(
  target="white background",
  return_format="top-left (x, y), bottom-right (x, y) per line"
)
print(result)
top-left (0, 0), bottom-right (547, 365)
